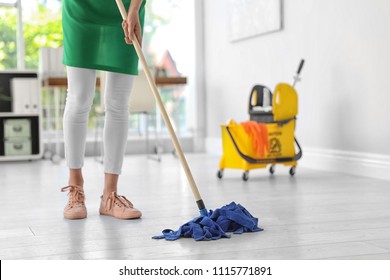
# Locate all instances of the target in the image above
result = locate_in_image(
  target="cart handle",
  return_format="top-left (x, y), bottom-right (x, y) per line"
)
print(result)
top-left (292, 59), bottom-right (305, 88)
top-left (297, 59), bottom-right (305, 75)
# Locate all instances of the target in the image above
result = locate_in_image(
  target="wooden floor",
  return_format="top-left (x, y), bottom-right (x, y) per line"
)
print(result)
top-left (1, 153), bottom-right (390, 260)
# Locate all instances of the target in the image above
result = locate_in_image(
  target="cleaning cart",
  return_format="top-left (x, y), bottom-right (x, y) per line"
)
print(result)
top-left (217, 60), bottom-right (304, 181)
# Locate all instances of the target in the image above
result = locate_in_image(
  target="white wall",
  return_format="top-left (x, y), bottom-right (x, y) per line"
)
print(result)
top-left (203, 0), bottom-right (390, 179)
top-left (204, 0), bottom-right (390, 155)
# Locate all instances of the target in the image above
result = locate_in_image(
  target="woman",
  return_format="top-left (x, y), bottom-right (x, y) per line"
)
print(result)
top-left (60, 0), bottom-right (146, 219)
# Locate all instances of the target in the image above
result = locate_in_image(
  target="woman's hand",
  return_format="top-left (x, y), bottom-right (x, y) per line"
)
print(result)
top-left (122, 0), bottom-right (143, 46)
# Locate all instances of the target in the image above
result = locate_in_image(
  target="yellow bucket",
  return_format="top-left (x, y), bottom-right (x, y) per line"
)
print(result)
top-left (219, 120), bottom-right (297, 171)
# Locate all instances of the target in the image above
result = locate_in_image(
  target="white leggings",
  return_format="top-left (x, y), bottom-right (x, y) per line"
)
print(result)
top-left (63, 66), bottom-right (135, 174)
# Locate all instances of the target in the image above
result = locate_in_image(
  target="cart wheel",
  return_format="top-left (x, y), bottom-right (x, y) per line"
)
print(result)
top-left (217, 169), bottom-right (224, 179)
top-left (289, 167), bottom-right (296, 176)
top-left (242, 171), bottom-right (249, 181)
top-left (269, 165), bottom-right (276, 175)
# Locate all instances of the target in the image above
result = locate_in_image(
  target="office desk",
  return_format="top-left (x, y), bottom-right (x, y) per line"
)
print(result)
top-left (43, 76), bottom-right (187, 87)
top-left (41, 76), bottom-right (187, 162)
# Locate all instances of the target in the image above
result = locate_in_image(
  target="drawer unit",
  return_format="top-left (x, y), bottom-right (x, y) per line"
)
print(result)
top-left (0, 115), bottom-right (41, 159)
top-left (4, 138), bottom-right (32, 156)
top-left (4, 119), bottom-right (31, 138)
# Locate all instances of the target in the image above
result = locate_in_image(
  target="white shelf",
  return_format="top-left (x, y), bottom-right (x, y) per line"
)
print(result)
top-left (0, 71), bottom-right (43, 161)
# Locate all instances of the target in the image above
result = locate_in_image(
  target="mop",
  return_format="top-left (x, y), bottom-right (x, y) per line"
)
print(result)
top-left (115, 0), bottom-right (263, 241)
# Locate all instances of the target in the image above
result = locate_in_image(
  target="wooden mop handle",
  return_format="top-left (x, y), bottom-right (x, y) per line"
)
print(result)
top-left (115, 0), bottom-right (206, 211)
top-left (115, 0), bottom-right (128, 20)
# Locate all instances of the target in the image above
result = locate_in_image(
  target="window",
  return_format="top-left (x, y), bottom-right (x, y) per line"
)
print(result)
top-left (0, 0), bottom-right (20, 69)
top-left (142, 0), bottom-right (196, 137)
top-left (1, 0), bottom-right (198, 148)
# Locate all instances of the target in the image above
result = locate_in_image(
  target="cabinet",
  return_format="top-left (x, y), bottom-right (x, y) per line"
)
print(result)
top-left (0, 71), bottom-right (42, 161)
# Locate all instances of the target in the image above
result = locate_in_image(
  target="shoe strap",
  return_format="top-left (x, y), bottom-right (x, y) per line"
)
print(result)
top-left (61, 185), bottom-right (85, 203)
top-left (105, 191), bottom-right (134, 211)
top-left (117, 194), bottom-right (134, 208)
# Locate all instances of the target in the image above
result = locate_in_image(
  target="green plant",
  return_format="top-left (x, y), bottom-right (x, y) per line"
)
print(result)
top-left (23, 4), bottom-right (63, 69)
top-left (0, 8), bottom-right (17, 69)
top-left (0, 4), bottom-right (62, 70)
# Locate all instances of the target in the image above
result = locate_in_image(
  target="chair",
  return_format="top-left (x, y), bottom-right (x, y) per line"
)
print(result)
top-left (129, 70), bottom-right (155, 123)
top-left (130, 69), bottom-right (162, 160)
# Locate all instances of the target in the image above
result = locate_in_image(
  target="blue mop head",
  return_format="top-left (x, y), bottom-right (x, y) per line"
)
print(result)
top-left (152, 215), bottom-right (230, 241)
top-left (209, 202), bottom-right (263, 234)
top-left (152, 202), bottom-right (263, 241)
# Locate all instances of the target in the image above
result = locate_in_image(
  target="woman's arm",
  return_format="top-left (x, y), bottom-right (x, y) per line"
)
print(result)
top-left (122, 0), bottom-right (143, 46)
top-left (129, 0), bottom-right (143, 14)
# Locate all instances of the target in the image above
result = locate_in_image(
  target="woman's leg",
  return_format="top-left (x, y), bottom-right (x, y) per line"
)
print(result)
top-left (63, 66), bottom-right (96, 177)
top-left (102, 71), bottom-right (134, 196)
top-left (62, 66), bottom-right (96, 219)
top-left (100, 71), bottom-right (141, 219)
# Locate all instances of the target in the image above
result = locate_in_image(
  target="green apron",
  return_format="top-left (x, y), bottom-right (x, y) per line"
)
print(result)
top-left (62, 0), bottom-right (146, 75)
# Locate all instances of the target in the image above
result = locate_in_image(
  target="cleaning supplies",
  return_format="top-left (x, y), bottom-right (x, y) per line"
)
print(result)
top-left (218, 60), bottom-right (304, 180)
top-left (153, 202), bottom-right (263, 241)
top-left (241, 121), bottom-right (269, 158)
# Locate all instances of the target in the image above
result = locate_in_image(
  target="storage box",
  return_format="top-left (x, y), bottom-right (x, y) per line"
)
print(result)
top-left (4, 119), bottom-right (31, 138)
top-left (4, 139), bottom-right (32, 156)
